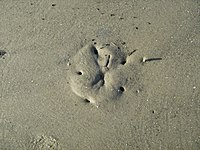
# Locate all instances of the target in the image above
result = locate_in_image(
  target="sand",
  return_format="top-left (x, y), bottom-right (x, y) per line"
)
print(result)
top-left (0, 0), bottom-right (200, 149)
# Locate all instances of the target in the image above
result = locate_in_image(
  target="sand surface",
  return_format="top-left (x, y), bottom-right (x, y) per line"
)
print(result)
top-left (0, 0), bottom-right (200, 149)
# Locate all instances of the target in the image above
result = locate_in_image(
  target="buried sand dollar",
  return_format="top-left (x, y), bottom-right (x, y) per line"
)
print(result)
top-left (69, 42), bottom-right (131, 107)
top-left (68, 41), bottom-right (159, 107)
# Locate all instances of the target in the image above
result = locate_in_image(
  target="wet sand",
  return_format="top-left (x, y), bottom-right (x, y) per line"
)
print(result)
top-left (0, 0), bottom-right (200, 149)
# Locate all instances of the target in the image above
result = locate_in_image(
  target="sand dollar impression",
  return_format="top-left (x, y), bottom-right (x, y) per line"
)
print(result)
top-left (69, 42), bottom-right (128, 107)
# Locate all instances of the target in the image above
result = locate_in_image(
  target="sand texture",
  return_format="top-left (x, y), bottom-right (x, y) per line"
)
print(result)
top-left (0, 0), bottom-right (200, 149)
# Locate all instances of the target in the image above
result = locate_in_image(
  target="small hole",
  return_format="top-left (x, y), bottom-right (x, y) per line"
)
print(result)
top-left (0, 50), bottom-right (6, 58)
top-left (92, 39), bottom-right (95, 41)
top-left (110, 14), bottom-right (115, 16)
top-left (52, 4), bottom-right (56, 6)
top-left (84, 99), bottom-right (90, 103)
top-left (136, 27), bottom-right (138, 30)
top-left (152, 110), bottom-right (155, 114)
top-left (94, 42), bottom-right (97, 45)
top-left (122, 42), bottom-right (126, 45)
top-left (121, 60), bottom-right (126, 65)
top-left (77, 71), bottom-right (82, 75)
top-left (119, 86), bottom-right (125, 92)
top-left (93, 48), bottom-right (98, 55)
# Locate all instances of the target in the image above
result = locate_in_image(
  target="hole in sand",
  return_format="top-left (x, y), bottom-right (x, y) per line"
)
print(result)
top-left (122, 42), bottom-right (126, 45)
top-left (93, 47), bottom-right (98, 55)
top-left (84, 99), bottom-right (90, 103)
top-left (0, 50), bottom-right (6, 58)
top-left (77, 71), bottom-right (83, 75)
top-left (121, 60), bottom-right (126, 65)
top-left (119, 86), bottom-right (125, 92)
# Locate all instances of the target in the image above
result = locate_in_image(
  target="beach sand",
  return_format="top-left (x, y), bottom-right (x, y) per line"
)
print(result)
top-left (0, 0), bottom-right (200, 149)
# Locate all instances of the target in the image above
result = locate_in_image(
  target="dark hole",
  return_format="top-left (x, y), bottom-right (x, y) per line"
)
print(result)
top-left (77, 71), bottom-right (82, 75)
top-left (119, 17), bottom-right (124, 20)
top-left (94, 42), bottom-right (97, 45)
top-left (42, 18), bottom-right (45, 20)
top-left (0, 50), bottom-right (6, 58)
top-left (148, 22), bottom-right (151, 24)
top-left (92, 39), bottom-right (95, 41)
top-left (133, 16), bottom-right (137, 18)
top-left (52, 4), bottom-right (56, 6)
top-left (105, 43), bottom-right (110, 46)
top-left (152, 110), bottom-right (155, 114)
top-left (84, 99), bottom-right (90, 103)
top-left (122, 42), bottom-right (126, 45)
top-left (136, 27), bottom-right (138, 30)
top-left (119, 86), bottom-right (125, 92)
top-left (93, 47), bottom-right (98, 55)
top-left (121, 60), bottom-right (126, 65)
top-left (30, 3), bottom-right (33, 5)
top-left (110, 14), bottom-right (115, 16)
top-left (97, 8), bottom-right (100, 11)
